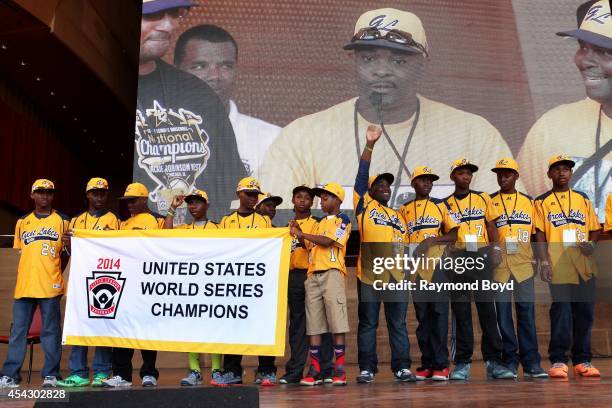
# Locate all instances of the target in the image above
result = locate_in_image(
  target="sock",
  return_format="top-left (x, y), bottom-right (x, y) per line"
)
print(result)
top-left (211, 354), bottom-right (222, 371)
top-left (334, 345), bottom-right (345, 371)
top-left (188, 352), bottom-right (200, 372)
top-left (309, 346), bottom-right (321, 373)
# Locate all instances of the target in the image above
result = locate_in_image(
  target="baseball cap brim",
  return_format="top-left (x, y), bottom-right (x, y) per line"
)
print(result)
top-left (142, 0), bottom-right (194, 14)
top-left (312, 187), bottom-right (340, 200)
top-left (185, 194), bottom-right (207, 202)
top-left (119, 195), bottom-right (145, 200)
top-left (549, 159), bottom-right (576, 170)
top-left (292, 186), bottom-right (314, 196)
top-left (452, 164), bottom-right (479, 173)
top-left (413, 173), bottom-right (440, 182)
top-left (491, 167), bottom-right (518, 174)
top-left (32, 188), bottom-right (55, 192)
top-left (557, 29), bottom-right (612, 50)
top-left (343, 40), bottom-right (424, 54)
top-left (258, 196), bottom-right (283, 207)
top-left (370, 173), bottom-right (395, 187)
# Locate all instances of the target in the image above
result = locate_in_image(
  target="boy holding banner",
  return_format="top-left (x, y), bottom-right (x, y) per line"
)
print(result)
top-left (289, 183), bottom-right (351, 386)
top-left (0, 179), bottom-right (69, 388)
top-left (215, 177), bottom-right (275, 386)
top-left (164, 189), bottom-right (222, 386)
top-left (57, 178), bottom-right (119, 388)
top-left (103, 183), bottom-right (164, 388)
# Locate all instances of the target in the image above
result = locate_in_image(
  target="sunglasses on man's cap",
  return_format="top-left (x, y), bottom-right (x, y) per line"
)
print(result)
top-left (350, 28), bottom-right (428, 56)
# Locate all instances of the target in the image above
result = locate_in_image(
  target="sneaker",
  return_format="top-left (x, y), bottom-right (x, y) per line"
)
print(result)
top-left (332, 370), bottom-right (347, 386)
top-left (394, 368), bottom-right (416, 382)
top-left (260, 372), bottom-right (277, 386)
top-left (485, 361), bottom-right (516, 380)
top-left (323, 376), bottom-right (334, 384)
top-left (0, 375), bottom-right (19, 388)
top-left (102, 375), bottom-right (132, 388)
top-left (300, 366), bottom-right (322, 386)
top-left (574, 362), bottom-right (600, 378)
top-left (92, 373), bottom-right (110, 387)
top-left (210, 369), bottom-right (224, 386)
top-left (450, 363), bottom-right (471, 380)
top-left (57, 374), bottom-right (90, 388)
top-left (142, 375), bottom-right (157, 387)
top-left (42, 376), bottom-right (58, 388)
top-left (212, 372), bottom-right (242, 386)
top-left (523, 365), bottom-right (548, 379)
top-left (548, 363), bottom-right (569, 379)
top-left (356, 370), bottom-right (374, 384)
top-left (432, 368), bottom-right (450, 381)
top-left (279, 373), bottom-right (301, 384)
top-left (415, 367), bottom-right (433, 381)
top-left (180, 370), bottom-right (202, 386)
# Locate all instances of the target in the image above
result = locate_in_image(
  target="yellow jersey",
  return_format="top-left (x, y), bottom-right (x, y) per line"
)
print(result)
top-left (69, 210), bottom-right (119, 231)
top-left (400, 197), bottom-right (458, 281)
top-left (605, 193), bottom-right (611, 232)
top-left (534, 189), bottom-right (601, 284)
top-left (308, 213), bottom-right (351, 275)
top-left (120, 212), bottom-right (165, 230)
top-left (13, 211), bottom-right (69, 298)
top-left (446, 191), bottom-right (501, 245)
top-left (289, 215), bottom-right (319, 270)
top-left (219, 211), bottom-right (271, 229)
top-left (175, 220), bottom-right (219, 230)
top-left (490, 191), bottom-right (535, 283)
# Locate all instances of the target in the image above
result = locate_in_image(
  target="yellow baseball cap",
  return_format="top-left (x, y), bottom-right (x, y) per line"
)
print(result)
top-left (236, 177), bottom-right (262, 193)
top-left (120, 182), bottom-right (149, 199)
top-left (491, 158), bottom-right (519, 174)
top-left (31, 179), bottom-right (55, 193)
top-left (313, 182), bottom-right (345, 202)
top-left (343, 8), bottom-right (429, 55)
top-left (411, 166), bottom-right (439, 182)
top-left (184, 189), bottom-right (208, 203)
top-left (86, 177), bottom-right (109, 192)
top-left (450, 158), bottom-right (479, 174)
top-left (256, 192), bottom-right (283, 208)
top-left (368, 173), bottom-right (394, 188)
top-left (557, 1), bottom-right (612, 50)
top-left (548, 154), bottom-right (576, 170)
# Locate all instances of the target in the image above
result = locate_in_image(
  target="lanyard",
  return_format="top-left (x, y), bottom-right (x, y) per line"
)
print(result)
top-left (595, 107), bottom-right (602, 208)
top-left (553, 189), bottom-right (572, 224)
top-left (453, 193), bottom-right (472, 227)
top-left (498, 192), bottom-right (518, 232)
top-left (192, 220), bottom-right (208, 229)
top-left (353, 98), bottom-right (421, 204)
top-left (84, 212), bottom-right (102, 231)
top-left (236, 212), bottom-right (256, 229)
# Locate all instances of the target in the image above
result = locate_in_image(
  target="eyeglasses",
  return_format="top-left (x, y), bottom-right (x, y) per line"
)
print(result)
top-left (351, 28), bottom-right (428, 56)
top-left (143, 7), bottom-right (189, 22)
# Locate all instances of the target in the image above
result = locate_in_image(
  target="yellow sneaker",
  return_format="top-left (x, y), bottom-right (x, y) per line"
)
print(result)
top-left (574, 362), bottom-right (600, 377)
top-left (548, 363), bottom-right (568, 379)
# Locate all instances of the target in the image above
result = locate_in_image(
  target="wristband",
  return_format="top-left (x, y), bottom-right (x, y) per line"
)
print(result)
top-left (365, 145), bottom-right (373, 152)
top-left (167, 209), bottom-right (175, 217)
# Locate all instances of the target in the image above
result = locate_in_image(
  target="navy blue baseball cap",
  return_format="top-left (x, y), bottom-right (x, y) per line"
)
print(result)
top-left (142, 0), bottom-right (195, 15)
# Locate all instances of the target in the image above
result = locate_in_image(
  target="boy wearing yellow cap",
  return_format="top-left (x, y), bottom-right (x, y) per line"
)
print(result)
top-left (255, 193), bottom-right (283, 223)
top-left (0, 180), bottom-right (69, 388)
top-left (290, 182), bottom-right (351, 386)
top-left (400, 165), bottom-right (458, 381)
top-left (534, 155), bottom-right (602, 379)
top-left (445, 159), bottom-right (515, 381)
top-left (352, 125), bottom-right (414, 383)
top-left (164, 189), bottom-right (221, 386)
top-left (103, 183), bottom-right (164, 389)
top-left (57, 178), bottom-right (118, 388)
top-left (489, 159), bottom-right (547, 378)
top-left (215, 177), bottom-right (274, 386)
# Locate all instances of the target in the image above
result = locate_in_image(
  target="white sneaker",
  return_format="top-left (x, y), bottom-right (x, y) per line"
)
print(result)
top-left (42, 376), bottom-right (58, 387)
top-left (0, 375), bottom-right (19, 388)
top-left (102, 375), bottom-right (132, 388)
top-left (142, 375), bottom-right (157, 387)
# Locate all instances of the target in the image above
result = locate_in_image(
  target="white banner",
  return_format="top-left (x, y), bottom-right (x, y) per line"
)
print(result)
top-left (62, 228), bottom-right (291, 356)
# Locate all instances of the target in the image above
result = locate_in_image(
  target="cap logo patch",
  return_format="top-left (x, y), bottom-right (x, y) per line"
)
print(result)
top-left (498, 159), bottom-right (508, 166)
top-left (586, 5), bottom-right (611, 25)
top-left (368, 14), bottom-right (399, 31)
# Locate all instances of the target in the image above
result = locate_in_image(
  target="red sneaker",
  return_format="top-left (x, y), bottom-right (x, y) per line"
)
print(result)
top-left (432, 368), bottom-right (450, 381)
top-left (415, 367), bottom-right (433, 380)
top-left (332, 371), bottom-right (347, 386)
top-left (300, 365), bottom-right (322, 386)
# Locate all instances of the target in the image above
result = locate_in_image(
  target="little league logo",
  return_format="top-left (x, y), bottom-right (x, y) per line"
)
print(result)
top-left (86, 271), bottom-right (126, 319)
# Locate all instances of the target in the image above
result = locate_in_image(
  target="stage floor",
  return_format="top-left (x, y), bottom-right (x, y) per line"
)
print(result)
top-left (3, 360), bottom-right (612, 407)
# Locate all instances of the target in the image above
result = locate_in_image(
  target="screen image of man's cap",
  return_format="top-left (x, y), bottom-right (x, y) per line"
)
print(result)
top-left (134, 0), bottom-right (247, 222)
top-left (518, 0), bottom-right (611, 222)
top-left (174, 24), bottom-right (281, 179)
top-left (257, 7), bottom-right (515, 217)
